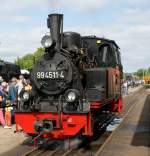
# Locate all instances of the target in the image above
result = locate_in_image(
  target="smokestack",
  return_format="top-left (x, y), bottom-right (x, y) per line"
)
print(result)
top-left (47, 13), bottom-right (63, 50)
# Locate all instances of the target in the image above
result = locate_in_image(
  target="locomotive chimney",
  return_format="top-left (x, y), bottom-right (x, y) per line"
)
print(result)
top-left (47, 13), bottom-right (63, 50)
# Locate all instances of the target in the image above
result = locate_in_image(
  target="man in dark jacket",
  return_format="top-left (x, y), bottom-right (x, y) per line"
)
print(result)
top-left (8, 77), bottom-right (17, 124)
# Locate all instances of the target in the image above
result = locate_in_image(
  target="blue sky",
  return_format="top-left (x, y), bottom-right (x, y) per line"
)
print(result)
top-left (0, 0), bottom-right (150, 72)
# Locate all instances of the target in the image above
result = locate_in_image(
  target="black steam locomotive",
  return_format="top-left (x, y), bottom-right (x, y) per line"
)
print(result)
top-left (15, 14), bottom-right (123, 141)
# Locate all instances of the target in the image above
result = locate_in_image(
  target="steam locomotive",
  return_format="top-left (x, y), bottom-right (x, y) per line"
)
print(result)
top-left (15, 14), bottom-right (123, 141)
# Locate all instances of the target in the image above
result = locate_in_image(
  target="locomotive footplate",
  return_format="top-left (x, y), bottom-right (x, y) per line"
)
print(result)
top-left (15, 112), bottom-right (93, 139)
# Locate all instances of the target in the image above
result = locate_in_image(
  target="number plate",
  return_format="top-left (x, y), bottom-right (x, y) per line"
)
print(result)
top-left (36, 71), bottom-right (64, 79)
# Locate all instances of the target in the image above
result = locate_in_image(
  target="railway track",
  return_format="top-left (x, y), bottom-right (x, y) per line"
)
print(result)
top-left (22, 87), bottom-right (144, 156)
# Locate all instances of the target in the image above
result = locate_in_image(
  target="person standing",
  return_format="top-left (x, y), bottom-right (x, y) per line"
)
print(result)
top-left (123, 81), bottom-right (128, 95)
top-left (8, 77), bottom-right (17, 124)
top-left (16, 75), bottom-right (24, 109)
top-left (4, 100), bottom-right (12, 128)
top-left (24, 79), bottom-right (32, 91)
top-left (17, 75), bottom-right (24, 96)
top-left (1, 82), bottom-right (11, 128)
top-left (0, 86), bottom-right (5, 127)
top-left (0, 76), bottom-right (3, 91)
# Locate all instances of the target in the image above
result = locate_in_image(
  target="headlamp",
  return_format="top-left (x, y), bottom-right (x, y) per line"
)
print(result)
top-left (22, 92), bottom-right (30, 101)
top-left (65, 89), bottom-right (79, 103)
top-left (41, 35), bottom-right (53, 48)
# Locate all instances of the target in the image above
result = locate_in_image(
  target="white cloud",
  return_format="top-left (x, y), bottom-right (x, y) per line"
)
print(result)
top-left (0, 0), bottom-right (50, 23)
top-left (0, 15), bottom-right (31, 22)
top-left (0, 0), bottom-right (100, 13)
top-left (121, 8), bottom-right (150, 25)
top-left (0, 0), bottom-right (50, 12)
top-left (125, 0), bottom-right (150, 5)
top-left (114, 0), bottom-right (150, 6)
top-left (0, 26), bottom-right (47, 61)
top-left (61, 0), bottom-right (108, 12)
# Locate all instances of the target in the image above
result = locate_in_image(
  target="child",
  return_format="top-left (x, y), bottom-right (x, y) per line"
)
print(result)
top-left (24, 79), bottom-right (32, 91)
top-left (4, 100), bottom-right (12, 129)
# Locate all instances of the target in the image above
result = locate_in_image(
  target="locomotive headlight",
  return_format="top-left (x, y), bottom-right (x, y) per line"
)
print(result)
top-left (41, 35), bottom-right (53, 48)
top-left (65, 89), bottom-right (79, 103)
top-left (22, 92), bottom-right (30, 101)
top-left (67, 92), bottom-right (76, 102)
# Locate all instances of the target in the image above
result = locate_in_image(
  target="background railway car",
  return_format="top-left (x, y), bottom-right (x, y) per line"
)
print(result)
top-left (15, 14), bottom-right (123, 142)
top-left (143, 76), bottom-right (150, 88)
top-left (0, 60), bottom-right (20, 81)
top-left (144, 76), bottom-right (150, 84)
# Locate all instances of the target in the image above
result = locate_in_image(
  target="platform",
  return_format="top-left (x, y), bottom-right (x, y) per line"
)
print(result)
top-left (96, 88), bottom-right (150, 156)
top-left (0, 126), bottom-right (32, 156)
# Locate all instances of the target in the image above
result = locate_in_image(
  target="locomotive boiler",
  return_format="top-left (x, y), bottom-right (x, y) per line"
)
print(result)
top-left (15, 14), bottom-right (123, 141)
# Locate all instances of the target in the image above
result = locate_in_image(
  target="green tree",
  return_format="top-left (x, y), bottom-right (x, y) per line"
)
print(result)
top-left (134, 68), bottom-right (150, 78)
top-left (135, 69), bottom-right (145, 78)
top-left (15, 48), bottom-right (45, 70)
top-left (147, 67), bottom-right (150, 76)
top-left (34, 48), bottom-right (45, 61)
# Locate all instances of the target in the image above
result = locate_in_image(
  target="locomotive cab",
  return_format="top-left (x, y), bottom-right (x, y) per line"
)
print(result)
top-left (82, 37), bottom-right (122, 101)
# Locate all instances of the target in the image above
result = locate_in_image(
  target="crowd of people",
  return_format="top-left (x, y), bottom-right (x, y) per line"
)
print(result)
top-left (122, 80), bottom-right (143, 95)
top-left (0, 75), bottom-right (31, 129)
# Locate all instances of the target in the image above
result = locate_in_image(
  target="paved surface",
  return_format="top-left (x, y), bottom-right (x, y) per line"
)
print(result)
top-left (0, 126), bottom-right (32, 156)
top-left (128, 85), bottom-right (142, 94)
top-left (123, 85), bottom-right (142, 97)
top-left (97, 88), bottom-right (150, 156)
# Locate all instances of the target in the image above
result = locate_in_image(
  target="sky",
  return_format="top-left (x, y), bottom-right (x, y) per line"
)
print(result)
top-left (0, 0), bottom-right (150, 72)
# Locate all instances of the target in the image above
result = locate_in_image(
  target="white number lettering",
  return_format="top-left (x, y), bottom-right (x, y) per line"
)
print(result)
top-left (37, 71), bottom-right (64, 79)
top-left (60, 71), bottom-right (64, 78)
top-left (49, 72), bottom-right (52, 78)
top-left (37, 72), bottom-right (41, 78)
top-left (41, 72), bottom-right (44, 78)
top-left (45, 72), bottom-right (49, 78)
